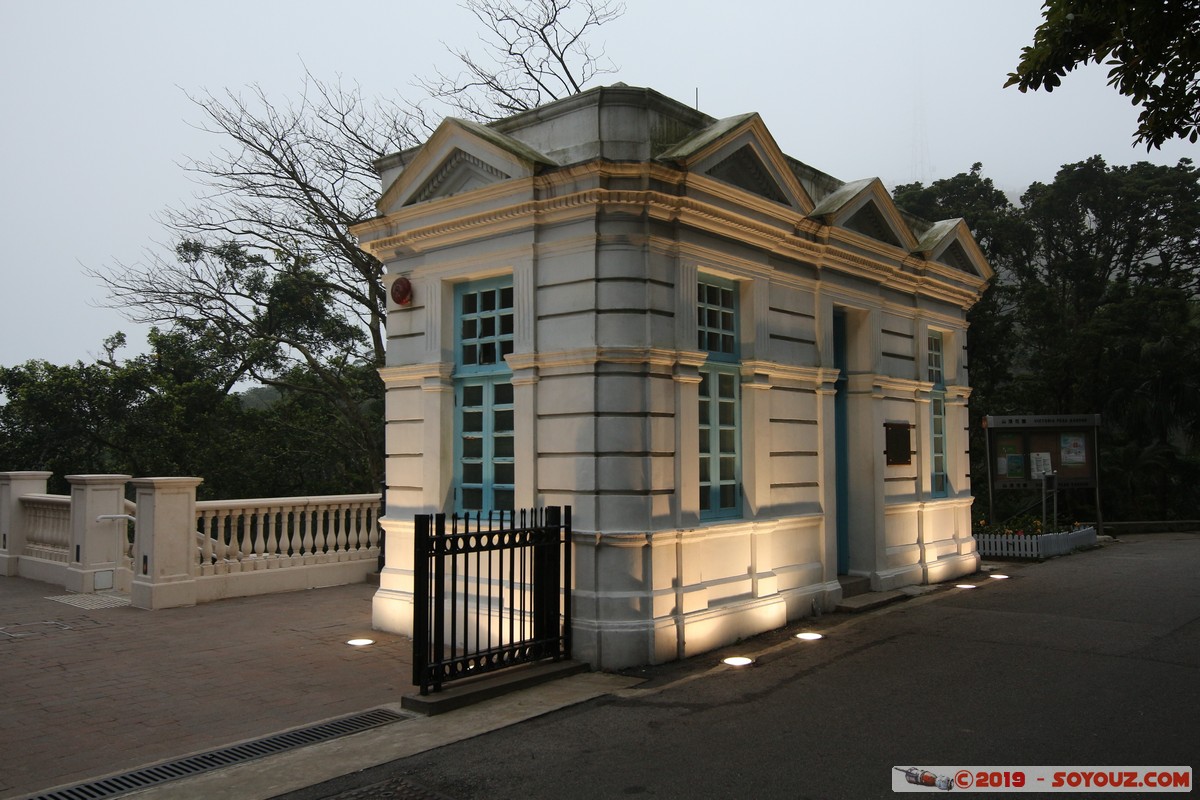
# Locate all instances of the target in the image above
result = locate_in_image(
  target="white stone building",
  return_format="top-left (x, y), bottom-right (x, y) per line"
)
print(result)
top-left (352, 85), bottom-right (992, 669)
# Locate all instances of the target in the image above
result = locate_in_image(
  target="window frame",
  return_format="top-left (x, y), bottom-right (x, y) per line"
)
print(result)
top-left (928, 330), bottom-right (948, 498)
top-left (697, 274), bottom-right (742, 520)
top-left (453, 276), bottom-right (515, 514)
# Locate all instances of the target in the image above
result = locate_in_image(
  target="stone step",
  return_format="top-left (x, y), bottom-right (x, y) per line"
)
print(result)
top-left (836, 589), bottom-right (907, 613)
top-left (837, 575), bottom-right (872, 598)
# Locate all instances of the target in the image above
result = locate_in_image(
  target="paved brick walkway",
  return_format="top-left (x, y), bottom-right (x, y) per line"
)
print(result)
top-left (0, 576), bottom-right (414, 799)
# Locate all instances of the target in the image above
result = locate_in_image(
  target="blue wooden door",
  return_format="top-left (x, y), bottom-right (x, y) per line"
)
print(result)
top-left (833, 310), bottom-right (849, 574)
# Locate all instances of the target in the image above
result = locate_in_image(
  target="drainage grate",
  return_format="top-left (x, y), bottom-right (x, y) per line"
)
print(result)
top-left (45, 594), bottom-right (131, 610)
top-left (27, 708), bottom-right (409, 800)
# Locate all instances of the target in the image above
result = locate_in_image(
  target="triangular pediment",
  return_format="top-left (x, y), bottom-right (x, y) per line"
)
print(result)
top-left (705, 145), bottom-right (788, 204)
top-left (406, 149), bottom-right (511, 206)
top-left (377, 117), bottom-right (555, 214)
top-left (844, 201), bottom-right (902, 247)
top-left (658, 113), bottom-right (814, 213)
top-left (915, 218), bottom-right (994, 280)
top-left (808, 177), bottom-right (918, 251)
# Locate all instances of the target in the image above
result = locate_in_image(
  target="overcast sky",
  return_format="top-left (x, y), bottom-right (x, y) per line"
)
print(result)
top-left (1, 0), bottom-right (1194, 370)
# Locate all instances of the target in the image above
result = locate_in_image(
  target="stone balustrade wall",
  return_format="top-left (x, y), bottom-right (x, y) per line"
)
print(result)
top-left (1, 471), bottom-right (383, 608)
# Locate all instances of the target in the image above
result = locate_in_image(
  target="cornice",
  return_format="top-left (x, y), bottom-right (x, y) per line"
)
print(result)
top-left (378, 363), bottom-right (454, 385)
top-left (875, 376), bottom-right (934, 398)
top-left (508, 347), bottom-right (700, 372)
top-left (739, 359), bottom-right (837, 386)
top-left (363, 184), bottom-right (984, 309)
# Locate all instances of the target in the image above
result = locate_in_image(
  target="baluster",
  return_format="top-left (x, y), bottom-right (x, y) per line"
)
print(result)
top-left (222, 511), bottom-right (234, 568)
top-left (53, 503), bottom-right (66, 554)
top-left (253, 507), bottom-right (266, 561)
top-left (264, 507), bottom-right (278, 564)
top-left (226, 511), bottom-right (241, 570)
top-left (328, 504), bottom-right (340, 557)
top-left (301, 506), bottom-right (315, 559)
top-left (336, 504), bottom-right (349, 558)
top-left (313, 507), bottom-right (327, 559)
top-left (199, 511), bottom-right (216, 574)
top-left (349, 504), bottom-right (360, 556)
top-left (232, 510), bottom-right (245, 567)
top-left (364, 505), bottom-right (377, 551)
top-left (282, 506), bottom-right (296, 563)
top-left (250, 507), bottom-right (265, 568)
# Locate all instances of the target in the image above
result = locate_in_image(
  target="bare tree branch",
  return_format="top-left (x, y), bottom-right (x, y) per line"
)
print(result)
top-left (87, 1), bottom-right (625, 485)
top-left (419, 0), bottom-right (624, 121)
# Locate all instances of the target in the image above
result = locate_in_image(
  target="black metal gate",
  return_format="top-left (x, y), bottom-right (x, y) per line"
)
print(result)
top-left (413, 506), bottom-right (572, 694)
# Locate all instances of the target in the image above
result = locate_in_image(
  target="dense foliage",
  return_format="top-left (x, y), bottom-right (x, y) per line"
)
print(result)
top-left (896, 158), bottom-right (1200, 523)
top-left (0, 331), bottom-right (381, 499)
top-left (1006, 0), bottom-right (1200, 148)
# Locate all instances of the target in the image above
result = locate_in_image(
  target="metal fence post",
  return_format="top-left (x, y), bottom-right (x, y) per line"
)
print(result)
top-left (563, 505), bottom-right (572, 659)
top-left (431, 513), bottom-right (447, 693)
top-left (412, 514), bottom-right (430, 692)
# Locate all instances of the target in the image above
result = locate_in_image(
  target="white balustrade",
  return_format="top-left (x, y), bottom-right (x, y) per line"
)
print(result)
top-left (19, 494), bottom-right (71, 562)
top-left (194, 494), bottom-right (381, 575)
top-left (4, 470), bottom-right (383, 606)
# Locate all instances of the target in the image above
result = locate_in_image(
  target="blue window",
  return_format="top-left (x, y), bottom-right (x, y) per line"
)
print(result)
top-left (455, 277), bottom-right (514, 513)
top-left (928, 331), bottom-right (947, 497)
top-left (698, 276), bottom-right (741, 518)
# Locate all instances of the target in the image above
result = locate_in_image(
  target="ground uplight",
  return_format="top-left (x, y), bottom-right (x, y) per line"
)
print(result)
top-left (795, 632), bottom-right (824, 641)
top-left (722, 656), bottom-right (754, 667)
top-left (989, 573), bottom-right (1010, 580)
top-left (955, 584), bottom-right (977, 589)
top-left (346, 638), bottom-right (375, 646)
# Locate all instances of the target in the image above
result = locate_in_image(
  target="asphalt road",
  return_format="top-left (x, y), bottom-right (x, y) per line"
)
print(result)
top-left (285, 533), bottom-right (1200, 799)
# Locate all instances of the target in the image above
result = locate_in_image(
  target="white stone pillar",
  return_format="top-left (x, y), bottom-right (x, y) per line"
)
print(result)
top-left (672, 364), bottom-right (703, 528)
top-left (0, 471), bottom-right (53, 576)
top-left (130, 477), bottom-right (202, 610)
top-left (511, 365), bottom-right (539, 509)
top-left (64, 474), bottom-right (131, 593)
top-left (740, 368), bottom-right (772, 516)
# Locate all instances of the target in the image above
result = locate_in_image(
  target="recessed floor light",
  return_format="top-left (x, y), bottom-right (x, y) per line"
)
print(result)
top-left (795, 632), bottom-right (823, 640)
top-left (955, 584), bottom-right (977, 589)
top-left (722, 656), bottom-right (753, 667)
top-left (346, 638), bottom-right (375, 646)
top-left (989, 573), bottom-right (1010, 579)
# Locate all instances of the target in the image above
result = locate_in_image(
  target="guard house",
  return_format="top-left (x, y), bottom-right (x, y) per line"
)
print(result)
top-left (352, 85), bottom-right (992, 669)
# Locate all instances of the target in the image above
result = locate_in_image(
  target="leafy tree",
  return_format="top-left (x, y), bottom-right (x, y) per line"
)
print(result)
top-left (1006, 0), bottom-right (1200, 148)
top-left (1013, 157), bottom-right (1200, 413)
top-left (895, 157), bottom-right (1200, 521)
top-left (0, 332), bottom-right (382, 497)
top-left (0, 331), bottom-right (239, 493)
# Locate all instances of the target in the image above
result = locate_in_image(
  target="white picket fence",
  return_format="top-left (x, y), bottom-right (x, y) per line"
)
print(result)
top-left (974, 527), bottom-right (1097, 559)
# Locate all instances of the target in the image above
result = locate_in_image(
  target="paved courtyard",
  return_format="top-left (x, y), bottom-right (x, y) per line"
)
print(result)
top-left (0, 578), bottom-right (413, 799)
top-left (4, 534), bottom-right (1197, 800)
